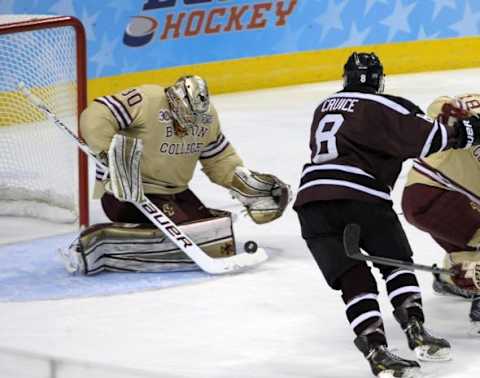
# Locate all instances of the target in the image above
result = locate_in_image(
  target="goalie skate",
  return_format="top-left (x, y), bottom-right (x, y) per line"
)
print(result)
top-left (57, 241), bottom-right (82, 274)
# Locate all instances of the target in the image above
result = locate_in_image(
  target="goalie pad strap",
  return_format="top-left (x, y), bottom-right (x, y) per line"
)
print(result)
top-left (107, 134), bottom-right (145, 202)
top-left (70, 211), bottom-right (235, 275)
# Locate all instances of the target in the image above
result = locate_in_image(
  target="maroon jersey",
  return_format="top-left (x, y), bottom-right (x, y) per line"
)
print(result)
top-left (294, 89), bottom-right (458, 209)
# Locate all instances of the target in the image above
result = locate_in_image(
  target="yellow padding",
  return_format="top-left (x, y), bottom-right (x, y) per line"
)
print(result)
top-left (88, 37), bottom-right (480, 101)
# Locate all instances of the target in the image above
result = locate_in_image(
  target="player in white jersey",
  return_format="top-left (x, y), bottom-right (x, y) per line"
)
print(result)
top-left (61, 75), bottom-right (291, 275)
top-left (402, 94), bottom-right (480, 333)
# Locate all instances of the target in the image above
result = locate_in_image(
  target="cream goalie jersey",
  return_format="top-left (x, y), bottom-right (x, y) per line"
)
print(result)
top-left (80, 84), bottom-right (243, 198)
top-left (405, 94), bottom-right (480, 202)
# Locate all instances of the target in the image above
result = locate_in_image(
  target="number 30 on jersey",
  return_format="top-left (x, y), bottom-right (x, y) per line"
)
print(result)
top-left (312, 114), bottom-right (344, 163)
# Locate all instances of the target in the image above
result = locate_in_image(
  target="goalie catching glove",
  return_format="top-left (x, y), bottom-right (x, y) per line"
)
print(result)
top-left (230, 166), bottom-right (292, 224)
top-left (106, 134), bottom-right (145, 202)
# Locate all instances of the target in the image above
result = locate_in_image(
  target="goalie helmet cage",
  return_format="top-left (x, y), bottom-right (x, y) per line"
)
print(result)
top-left (0, 15), bottom-right (89, 227)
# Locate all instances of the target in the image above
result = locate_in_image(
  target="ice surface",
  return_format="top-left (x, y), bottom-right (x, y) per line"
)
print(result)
top-left (0, 69), bottom-right (479, 377)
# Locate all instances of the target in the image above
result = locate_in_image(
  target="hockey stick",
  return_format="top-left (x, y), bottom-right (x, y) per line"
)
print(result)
top-left (19, 82), bottom-right (268, 274)
top-left (342, 223), bottom-right (454, 276)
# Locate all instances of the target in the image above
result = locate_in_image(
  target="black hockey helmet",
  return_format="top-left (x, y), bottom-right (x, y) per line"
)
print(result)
top-left (343, 52), bottom-right (384, 93)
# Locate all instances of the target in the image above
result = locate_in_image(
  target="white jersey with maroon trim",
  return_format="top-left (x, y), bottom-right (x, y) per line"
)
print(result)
top-left (405, 94), bottom-right (480, 204)
top-left (80, 84), bottom-right (243, 197)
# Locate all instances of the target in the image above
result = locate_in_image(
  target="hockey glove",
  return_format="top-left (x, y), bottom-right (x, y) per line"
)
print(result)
top-left (436, 98), bottom-right (471, 126)
top-left (230, 166), bottom-right (292, 224)
top-left (446, 252), bottom-right (480, 292)
top-left (106, 134), bottom-right (145, 203)
top-left (454, 116), bottom-right (480, 149)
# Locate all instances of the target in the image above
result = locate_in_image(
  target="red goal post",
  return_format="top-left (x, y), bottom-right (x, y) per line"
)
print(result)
top-left (0, 15), bottom-right (89, 227)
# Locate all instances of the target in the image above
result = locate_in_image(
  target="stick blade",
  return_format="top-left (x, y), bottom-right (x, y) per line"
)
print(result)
top-left (343, 223), bottom-right (361, 258)
top-left (205, 248), bottom-right (269, 274)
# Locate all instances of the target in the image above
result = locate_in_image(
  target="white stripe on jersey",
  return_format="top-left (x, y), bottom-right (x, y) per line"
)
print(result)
top-left (108, 96), bottom-right (133, 125)
top-left (298, 178), bottom-right (391, 200)
top-left (201, 134), bottom-right (229, 158)
top-left (96, 96), bottom-right (130, 130)
top-left (301, 164), bottom-right (375, 179)
top-left (328, 92), bottom-right (410, 115)
top-left (420, 120), bottom-right (439, 158)
top-left (440, 121), bottom-right (448, 151)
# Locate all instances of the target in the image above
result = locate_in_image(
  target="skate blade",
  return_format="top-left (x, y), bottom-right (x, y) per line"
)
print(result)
top-left (469, 321), bottom-right (480, 337)
top-left (378, 367), bottom-right (423, 378)
top-left (414, 345), bottom-right (451, 362)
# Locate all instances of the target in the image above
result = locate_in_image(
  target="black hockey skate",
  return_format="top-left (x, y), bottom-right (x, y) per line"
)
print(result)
top-left (398, 316), bottom-right (451, 361)
top-left (470, 294), bottom-right (480, 336)
top-left (355, 335), bottom-right (421, 378)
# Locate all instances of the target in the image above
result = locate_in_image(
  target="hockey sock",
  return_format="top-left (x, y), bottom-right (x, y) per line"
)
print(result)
top-left (341, 264), bottom-right (386, 346)
top-left (385, 268), bottom-right (424, 323)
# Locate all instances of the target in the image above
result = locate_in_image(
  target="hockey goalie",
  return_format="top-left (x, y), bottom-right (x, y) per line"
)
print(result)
top-left (401, 94), bottom-right (480, 334)
top-left (61, 75), bottom-right (291, 275)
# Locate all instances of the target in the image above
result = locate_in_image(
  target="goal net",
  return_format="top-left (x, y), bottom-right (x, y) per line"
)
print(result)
top-left (0, 15), bottom-right (89, 229)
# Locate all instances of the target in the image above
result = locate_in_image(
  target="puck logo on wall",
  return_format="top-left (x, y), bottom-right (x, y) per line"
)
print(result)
top-left (123, 16), bottom-right (159, 47)
top-left (123, 0), bottom-right (298, 47)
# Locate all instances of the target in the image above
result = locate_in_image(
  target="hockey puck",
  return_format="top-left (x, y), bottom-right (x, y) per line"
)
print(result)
top-left (244, 240), bottom-right (258, 253)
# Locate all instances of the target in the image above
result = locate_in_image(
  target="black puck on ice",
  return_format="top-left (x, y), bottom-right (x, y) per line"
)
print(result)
top-left (244, 240), bottom-right (258, 253)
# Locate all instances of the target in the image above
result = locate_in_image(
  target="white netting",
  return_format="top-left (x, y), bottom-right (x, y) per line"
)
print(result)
top-left (0, 15), bottom-right (81, 223)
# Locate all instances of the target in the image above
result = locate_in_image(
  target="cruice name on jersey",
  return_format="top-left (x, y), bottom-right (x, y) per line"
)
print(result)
top-left (160, 142), bottom-right (203, 155)
top-left (321, 97), bottom-right (359, 113)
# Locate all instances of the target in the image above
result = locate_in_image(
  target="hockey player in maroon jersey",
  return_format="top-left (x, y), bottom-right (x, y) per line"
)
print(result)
top-left (294, 52), bottom-right (480, 378)
top-left (401, 94), bottom-right (480, 334)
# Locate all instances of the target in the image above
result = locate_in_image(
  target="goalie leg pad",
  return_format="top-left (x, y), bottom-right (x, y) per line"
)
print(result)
top-left (64, 211), bottom-right (235, 275)
top-left (106, 134), bottom-right (145, 202)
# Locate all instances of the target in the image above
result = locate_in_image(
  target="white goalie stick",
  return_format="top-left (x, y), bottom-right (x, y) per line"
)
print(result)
top-left (343, 223), bottom-right (455, 276)
top-left (19, 82), bottom-right (268, 274)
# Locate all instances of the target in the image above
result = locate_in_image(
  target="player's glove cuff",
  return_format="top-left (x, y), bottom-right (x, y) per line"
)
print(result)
top-left (454, 116), bottom-right (480, 149)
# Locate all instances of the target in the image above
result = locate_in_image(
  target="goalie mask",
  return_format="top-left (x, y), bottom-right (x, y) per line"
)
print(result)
top-left (343, 52), bottom-right (385, 93)
top-left (165, 75), bottom-right (210, 132)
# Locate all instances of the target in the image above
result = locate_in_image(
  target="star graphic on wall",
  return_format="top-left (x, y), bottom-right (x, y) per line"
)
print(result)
top-left (450, 0), bottom-right (480, 36)
top-left (339, 22), bottom-right (371, 47)
top-left (380, 0), bottom-right (416, 42)
top-left (121, 57), bottom-right (139, 74)
top-left (432, 0), bottom-right (456, 20)
top-left (49, 0), bottom-right (76, 16)
top-left (272, 24), bottom-right (306, 52)
top-left (107, 0), bottom-right (139, 23)
top-left (417, 25), bottom-right (440, 40)
top-left (313, 0), bottom-right (349, 40)
top-left (364, 0), bottom-right (388, 16)
top-left (0, 0), bottom-right (15, 13)
top-left (90, 34), bottom-right (119, 77)
top-left (80, 8), bottom-right (100, 42)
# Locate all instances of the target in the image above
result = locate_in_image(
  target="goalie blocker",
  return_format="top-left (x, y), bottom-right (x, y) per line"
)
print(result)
top-left (61, 210), bottom-right (237, 275)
